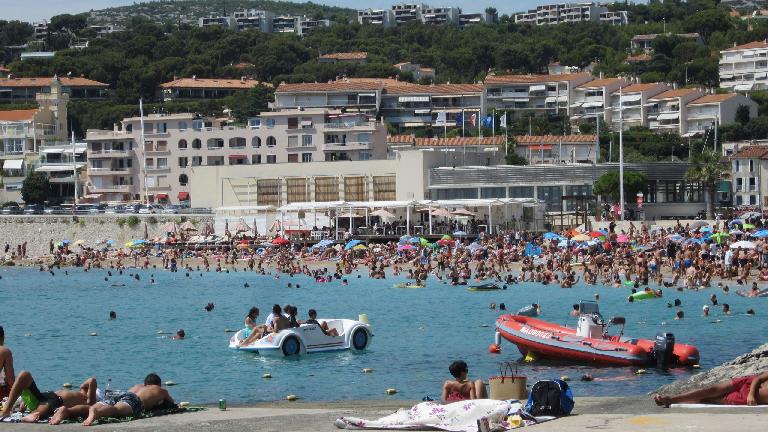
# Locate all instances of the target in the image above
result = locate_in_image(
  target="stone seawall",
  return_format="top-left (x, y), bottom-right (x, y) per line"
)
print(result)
top-left (0, 215), bottom-right (214, 258)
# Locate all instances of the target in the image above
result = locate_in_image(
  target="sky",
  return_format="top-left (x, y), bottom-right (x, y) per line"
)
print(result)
top-left (4, 0), bottom-right (548, 22)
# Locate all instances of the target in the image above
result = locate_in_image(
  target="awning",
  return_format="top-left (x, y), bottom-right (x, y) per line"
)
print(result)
top-left (582, 101), bottom-right (603, 108)
top-left (399, 96), bottom-right (429, 103)
top-left (681, 131), bottom-right (701, 138)
top-left (3, 159), bottom-right (23, 170)
top-left (156, 193), bottom-right (169, 199)
top-left (82, 194), bottom-right (102, 199)
top-left (529, 84), bottom-right (546, 92)
top-left (228, 154), bottom-right (246, 158)
top-left (358, 93), bottom-right (376, 97)
top-left (734, 83), bottom-right (754, 91)
top-left (545, 96), bottom-right (561, 103)
top-left (414, 109), bottom-right (431, 114)
top-left (35, 163), bottom-right (86, 172)
top-left (178, 191), bottom-right (190, 200)
top-left (657, 112), bottom-right (679, 120)
top-left (618, 94), bottom-right (642, 102)
top-left (503, 98), bottom-right (530, 102)
top-left (403, 122), bottom-right (428, 127)
top-left (570, 102), bottom-right (583, 108)
top-left (717, 180), bottom-right (731, 193)
top-left (300, 120), bottom-right (313, 127)
top-left (756, 73), bottom-right (767, 80)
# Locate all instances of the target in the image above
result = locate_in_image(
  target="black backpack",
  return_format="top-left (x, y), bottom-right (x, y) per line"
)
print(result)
top-left (524, 379), bottom-right (574, 417)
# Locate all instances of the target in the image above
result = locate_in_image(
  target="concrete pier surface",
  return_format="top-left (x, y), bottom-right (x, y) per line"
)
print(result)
top-left (4, 397), bottom-right (767, 431)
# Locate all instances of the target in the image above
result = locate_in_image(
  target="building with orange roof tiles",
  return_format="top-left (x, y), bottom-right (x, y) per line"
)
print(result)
top-left (484, 73), bottom-right (594, 118)
top-left (607, 82), bottom-right (671, 129)
top-left (0, 75), bottom-right (108, 102)
top-left (720, 40), bottom-right (768, 92)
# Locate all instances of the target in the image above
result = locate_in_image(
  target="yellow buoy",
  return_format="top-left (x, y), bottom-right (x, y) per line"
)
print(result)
top-left (286, 394), bottom-right (298, 401)
top-left (523, 351), bottom-right (538, 363)
top-left (386, 388), bottom-right (397, 395)
top-left (635, 369), bottom-right (648, 375)
top-left (165, 381), bottom-right (176, 386)
top-left (89, 332), bottom-right (98, 336)
top-left (62, 383), bottom-right (72, 389)
top-left (362, 368), bottom-right (373, 373)
top-left (179, 402), bottom-right (190, 408)
top-left (263, 373), bottom-right (272, 379)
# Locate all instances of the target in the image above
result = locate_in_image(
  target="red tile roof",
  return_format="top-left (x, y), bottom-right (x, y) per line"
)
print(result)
top-left (0, 109), bottom-right (38, 122)
top-left (485, 73), bottom-right (592, 85)
top-left (577, 78), bottom-right (626, 89)
top-left (0, 76), bottom-right (108, 88)
top-left (384, 83), bottom-right (482, 94)
top-left (730, 145), bottom-right (768, 160)
top-left (515, 135), bottom-right (597, 145)
top-left (160, 77), bottom-right (269, 89)
top-left (688, 93), bottom-right (739, 104)
top-left (276, 81), bottom-right (384, 93)
top-left (723, 41), bottom-right (768, 52)
top-left (649, 88), bottom-right (703, 100)
top-left (387, 134), bottom-right (415, 144)
top-left (612, 83), bottom-right (666, 94)
top-left (319, 51), bottom-right (368, 61)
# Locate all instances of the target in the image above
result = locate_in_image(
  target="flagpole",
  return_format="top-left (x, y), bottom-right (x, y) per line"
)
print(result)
top-left (619, 86), bottom-right (625, 221)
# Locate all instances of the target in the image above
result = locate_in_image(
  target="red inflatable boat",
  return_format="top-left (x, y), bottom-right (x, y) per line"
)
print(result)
top-left (494, 302), bottom-right (699, 367)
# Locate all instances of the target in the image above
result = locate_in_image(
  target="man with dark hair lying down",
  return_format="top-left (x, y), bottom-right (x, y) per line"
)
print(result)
top-left (654, 371), bottom-right (768, 407)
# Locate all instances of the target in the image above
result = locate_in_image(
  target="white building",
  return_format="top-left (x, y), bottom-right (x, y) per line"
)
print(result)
top-left (198, 16), bottom-right (236, 28)
top-left (391, 3), bottom-right (427, 25)
top-left (570, 77), bottom-right (628, 125)
top-left (421, 7), bottom-right (459, 25)
top-left (608, 82), bottom-right (670, 130)
top-left (514, 2), bottom-right (627, 26)
top-left (719, 41), bottom-right (768, 92)
top-left (358, 9), bottom-right (394, 27)
top-left (233, 9), bottom-right (274, 32)
top-left (484, 73), bottom-right (594, 118)
top-left (685, 93), bottom-right (758, 136)
top-left (729, 145), bottom-right (768, 208)
top-left (646, 88), bottom-right (705, 135)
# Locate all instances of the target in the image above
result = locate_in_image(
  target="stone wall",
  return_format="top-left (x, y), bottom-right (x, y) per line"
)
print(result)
top-left (0, 215), bottom-right (214, 258)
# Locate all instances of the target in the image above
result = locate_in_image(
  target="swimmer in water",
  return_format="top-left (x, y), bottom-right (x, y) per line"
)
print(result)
top-left (171, 329), bottom-right (185, 340)
top-left (109, 311), bottom-right (117, 320)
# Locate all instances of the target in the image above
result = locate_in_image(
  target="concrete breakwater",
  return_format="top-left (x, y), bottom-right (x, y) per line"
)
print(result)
top-left (0, 215), bottom-right (214, 258)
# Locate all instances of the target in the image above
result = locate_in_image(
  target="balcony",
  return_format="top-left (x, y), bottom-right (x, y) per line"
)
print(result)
top-left (322, 121), bottom-right (377, 131)
top-left (146, 166), bottom-right (171, 173)
top-left (145, 147), bottom-right (170, 155)
top-left (49, 175), bottom-right (75, 183)
top-left (89, 149), bottom-right (131, 158)
top-left (89, 185), bottom-right (133, 193)
top-left (88, 167), bottom-right (130, 175)
top-left (323, 142), bottom-right (372, 151)
top-left (147, 184), bottom-right (171, 191)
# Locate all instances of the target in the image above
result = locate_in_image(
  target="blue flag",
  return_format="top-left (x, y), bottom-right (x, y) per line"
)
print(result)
top-left (455, 112), bottom-right (463, 127)
top-left (482, 115), bottom-right (494, 128)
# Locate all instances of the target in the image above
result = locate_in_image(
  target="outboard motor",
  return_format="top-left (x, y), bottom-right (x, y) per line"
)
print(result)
top-left (653, 332), bottom-right (675, 369)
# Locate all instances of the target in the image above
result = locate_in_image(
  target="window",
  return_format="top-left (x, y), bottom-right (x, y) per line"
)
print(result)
top-left (252, 154), bottom-right (261, 164)
top-left (248, 118), bottom-right (261, 129)
top-left (481, 187), bottom-right (506, 198)
top-left (288, 153), bottom-right (299, 163)
top-left (286, 178), bottom-right (308, 203)
top-left (287, 117), bottom-right (299, 129)
top-left (736, 195), bottom-right (743, 206)
top-left (344, 176), bottom-right (367, 201)
top-left (126, 124), bottom-right (133, 132)
top-left (191, 156), bottom-right (202, 166)
top-left (192, 120), bottom-right (204, 131)
top-left (144, 123), bottom-right (153, 133)
top-left (509, 186), bottom-right (534, 198)
top-left (229, 137), bottom-right (246, 148)
top-left (301, 117), bottom-right (313, 128)
top-left (178, 157), bottom-right (188, 168)
top-left (179, 173), bottom-right (188, 186)
top-left (252, 137), bottom-right (262, 148)
top-left (750, 195), bottom-right (758, 205)
top-left (750, 159), bottom-right (755, 172)
top-left (359, 152), bottom-right (372, 160)
top-left (288, 136), bottom-right (298, 147)
top-left (314, 177), bottom-right (339, 202)
top-left (157, 158), bottom-right (168, 168)
top-left (192, 139), bottom-right (202, 149)
top-left (302, 153), bottom-right (312, 162)
top-left (265, 118), bottom-right (276, 128)
top-left (358, 132), bottom-right (371, 143)
top-left (145, 158), bottom-right (154, 167)
top-left (207, 138), bottom-right (224, 149)
top-left (266, 155), bottom-right (276, 164)
top-left (178, 139), bottom-right (187, 149)
top-left (373, 176), bottom-right (395, 201)
top-left (749, 177), bottom-right (757, 191)
top-left (157, 123), bottom-right (167, 133)
top-left (266, 136), bottom-right (276, 147)
top-left (302, 135), bottom-right (313, 146)
top-left (207, 156), bottom-right (224, 166)
top-left (736, 177), bottom-right (744, 191)
top-left (178, 121), bottom-right (188, 130)
top-left (734, 160), bottom-right (740, 172)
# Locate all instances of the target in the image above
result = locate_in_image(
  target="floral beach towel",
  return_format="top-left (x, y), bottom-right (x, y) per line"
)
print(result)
top-left (334, 399), bottom-right (538, 432)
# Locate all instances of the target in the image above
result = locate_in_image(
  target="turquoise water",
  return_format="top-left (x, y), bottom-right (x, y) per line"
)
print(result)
top-left (0, 267), bottom-right (765, 404)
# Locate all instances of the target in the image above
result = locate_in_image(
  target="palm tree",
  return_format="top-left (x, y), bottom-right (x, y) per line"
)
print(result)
top-left (685, 148), bottom-right (728, 220)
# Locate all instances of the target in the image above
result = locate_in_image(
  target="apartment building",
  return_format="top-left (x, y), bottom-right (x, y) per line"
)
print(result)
top-left (570, 77), bottom-right (628, 125)
top-left (484, 73), bottom-right (593, 118)
top-left (392, 3), bottom-right (427, 25)
top-left (32, 21), bottom-right (49, 40)
top-left (608, 82), bottom-right (670, 130)
top-left (719, 41), bottom-right (768, 92)
top-left (159, 77), bottom-right (270, 101)
top-left (233, 9), bottom-right (274, 32)
top-left (646, 88), bottom-right (705, 135)
top-left (514, 2), bottom-right (628, 26)
top-left (34, 142), bottom-right (87, 201)
top-left (299, 18), bottom-right (332, 35)
top-left (272, 16), bottom-right (300, 33)
top-left (84, 109), bottom-right (387, 203)
top-left (458, 12), bottom-right (493, 28)
top-left (380, 83), bottom-right (482, 129)
top-left (685, 93), bottom-right (757, 136)
top-left (630, 33), bottom-right (703, 53)
top-left (273, 80), bottom-right (385, 114)
top-left (198, 16), bottom-right (236, 28)
top-left (394, 63), bottom-right (436, 81)
top-left (0, 75), bottom-right (108, 102)
top-left (318, 52), bottom-right (368, 64)
top-left (358, 9), bottom-right (394, 27)
top-left (729, 145), bottom-right (768, 208)
top-left (421, 7), bottom-right (459, 25)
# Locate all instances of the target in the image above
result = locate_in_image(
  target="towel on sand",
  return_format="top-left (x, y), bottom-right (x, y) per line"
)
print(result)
top-left (670, 403), bottom-right (768, 409)
top-left (0, 406), bottom-right (204, 424)
top-left (334, 399), bottom-right (552, 432)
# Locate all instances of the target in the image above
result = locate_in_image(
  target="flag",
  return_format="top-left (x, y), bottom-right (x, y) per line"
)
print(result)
top-left (482, 115), bottom-right (493, 128)
top-left (470, 113), bottom-right (477, 127)
top-left (455, 112), bottom-right (463, 127)
top-left (500, 112), bottom-right (507, 128)
top-left (435, 111), bottom-right (447, 126)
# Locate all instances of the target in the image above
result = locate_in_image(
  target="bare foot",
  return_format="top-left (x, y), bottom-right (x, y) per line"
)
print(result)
top-left (21, 411), bottom-right (41, 423)
top-left (82, 413), bottom-right (96, 426)
top-left (653, 394), bottom-right (672, 407)
top-left (49, 407), bottom-right (68, 425)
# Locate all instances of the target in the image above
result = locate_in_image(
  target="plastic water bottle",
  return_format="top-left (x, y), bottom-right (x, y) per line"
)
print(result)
top-left (106, 378), bottom-right (112, 396)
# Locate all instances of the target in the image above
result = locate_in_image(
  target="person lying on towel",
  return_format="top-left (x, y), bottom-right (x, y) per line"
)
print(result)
top-left (653, 371), bottom-right (768, 407)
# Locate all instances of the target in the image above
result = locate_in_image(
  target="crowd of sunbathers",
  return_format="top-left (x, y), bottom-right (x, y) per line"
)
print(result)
top-left (0, 325), bottom-right (175, 425)
top-left (238, 304), bottom-right (338, 347)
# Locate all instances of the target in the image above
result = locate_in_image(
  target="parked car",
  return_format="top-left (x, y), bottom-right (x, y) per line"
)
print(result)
top-left (138, 204), bottom-right (163, 214)
top-left (104, 204), bottom-right (125, 214)
top-left (161, 205), bottom-right (180, 214)
top-left (23, 204), bottom-right (44, 215)
top-left (1, 204), bottom-right (22, 215)
top-left (44, 206), bottom-right (63, 215)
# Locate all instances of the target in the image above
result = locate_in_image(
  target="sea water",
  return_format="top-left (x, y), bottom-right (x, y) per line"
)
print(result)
top-left (0, 267), bottom-right (765, 404)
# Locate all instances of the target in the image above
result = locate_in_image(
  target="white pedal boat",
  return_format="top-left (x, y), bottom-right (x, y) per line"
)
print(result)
top-left (228, 319), bottom-right (372, 356)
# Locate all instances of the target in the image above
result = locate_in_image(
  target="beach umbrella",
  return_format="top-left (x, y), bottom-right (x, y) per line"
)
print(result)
top-left (408, 236), bottom-right (421, 244)
top-left (572, 234), bottom-right (591, 241)
top-left (451, 208), bottom-right (475, 217)
top-left (430, 208), bottom-right (452, 217)
top-left (419, 237), bottom-right (429, 246)
top-left (160, 222), bottom-right (178, 233)
top-left (557, 239), bottom-right (571, 248)
top-left (180, 221), bottom-right (196, 231)
top-left (234, 218), bottom-right (251, 233)
top-left (398, 244), bottom-right (415, 251)
top-left (728, 219), bottom-right (745, 228)
top-left (616, 234), bottom-right (630, 243)
top-left (236, 243), bottom-right (251, 250)
top-left (743, 223), bottom-right (756, 230)
top-left (741, 211), bottom-right (761, 220)
top-left (700, 226), bottom-right (712, 232)
top-left (440, 234), bottom-right (452, 240)
top-left (370, 209), bottom-right (396, 222)
top-left (730, 240), bottom-right (756, 249)
top-left (543, 232), bottom-right (561, 240)
top-left (690, 220), bottom-right (709, 229)
top-left (271, 237), bottom-right (289, 246)
top-left (352, 244), bottom-right (368, 250)
top-left (437, 238), bottom-right (455, 246)
top-left (313, 239), bottom-right (335, 249)
top-left (710, 232), bottom-right (730, 244)
top-left (587, 231), bottom-right (605, 238)
top-left (751, 230), bottom-right (768, 238)
top-left (61, 239), bottom-right (70, 245)
top-left (729, 229), bottom-right (744, 235)
top-left (399, 235), bottom-right (410, 242)
top-left (105, 239), bottom-right (115, 245)
top-left (344, 239), bottom-right (363, 250)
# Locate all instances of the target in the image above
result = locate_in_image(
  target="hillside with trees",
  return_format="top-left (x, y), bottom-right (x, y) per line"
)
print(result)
top-left (2, 0), bottom-right (768, 159)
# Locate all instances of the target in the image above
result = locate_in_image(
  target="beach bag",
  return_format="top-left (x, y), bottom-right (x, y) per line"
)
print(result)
top-left (488, 362), bottom-right (527, 401)
top-left (524, 379), bottom-right (574, 417)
